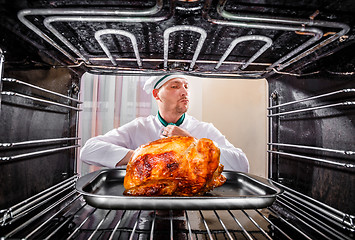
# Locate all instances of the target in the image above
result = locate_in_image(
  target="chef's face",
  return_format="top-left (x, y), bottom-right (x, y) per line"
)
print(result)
top-left (154, 78), bottom-right (189, 114)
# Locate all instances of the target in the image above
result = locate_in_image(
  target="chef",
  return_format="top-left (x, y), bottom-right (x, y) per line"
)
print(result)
top-left (80, 74), bottom-right (249, 172)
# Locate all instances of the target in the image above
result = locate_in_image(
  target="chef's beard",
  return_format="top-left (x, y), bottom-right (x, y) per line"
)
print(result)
top-left (176, 103), bottom-right (188, 114)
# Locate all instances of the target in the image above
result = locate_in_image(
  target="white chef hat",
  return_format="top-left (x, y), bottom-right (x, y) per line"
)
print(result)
top-left (143, 74), bottom-right (187, 94)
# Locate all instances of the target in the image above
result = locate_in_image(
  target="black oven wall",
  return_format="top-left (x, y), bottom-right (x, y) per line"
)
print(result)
top-left (267, 42), bottom-right (355, 215)
top-left (0, 65), bottom-right (81, 210)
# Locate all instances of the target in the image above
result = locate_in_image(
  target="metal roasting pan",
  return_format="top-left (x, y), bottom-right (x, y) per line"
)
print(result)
top-left (76, 169), bottom-right (283, 210)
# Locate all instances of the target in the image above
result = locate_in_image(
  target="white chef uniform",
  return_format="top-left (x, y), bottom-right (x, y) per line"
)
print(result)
top-left (80, 113), bottom-right (249, 172)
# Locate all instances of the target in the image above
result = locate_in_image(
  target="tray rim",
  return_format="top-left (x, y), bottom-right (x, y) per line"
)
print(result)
top-left (76, 168), bottom-right (283, 201)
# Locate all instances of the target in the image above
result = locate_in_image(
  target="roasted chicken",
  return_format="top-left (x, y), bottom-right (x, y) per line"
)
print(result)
top-left (123, 136), bottom-right (226, 196)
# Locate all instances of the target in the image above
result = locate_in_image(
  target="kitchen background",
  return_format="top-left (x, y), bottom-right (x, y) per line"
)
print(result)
top-left (78, 74), bottom-right (268, 177)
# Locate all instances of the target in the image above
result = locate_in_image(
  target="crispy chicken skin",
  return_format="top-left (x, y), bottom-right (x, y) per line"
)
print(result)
top-left (123, 136), bottom-right (226, 196)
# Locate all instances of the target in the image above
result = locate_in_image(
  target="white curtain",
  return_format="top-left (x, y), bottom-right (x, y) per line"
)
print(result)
top-left (77, 73), bottom-right (158, 175)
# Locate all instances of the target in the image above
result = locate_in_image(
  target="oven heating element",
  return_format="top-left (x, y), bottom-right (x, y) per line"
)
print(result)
top-left (15, 0), bottom-right (349, 77)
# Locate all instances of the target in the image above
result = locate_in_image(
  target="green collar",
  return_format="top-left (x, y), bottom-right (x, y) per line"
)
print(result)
top-left (158, 111), bottom-right (185, 127)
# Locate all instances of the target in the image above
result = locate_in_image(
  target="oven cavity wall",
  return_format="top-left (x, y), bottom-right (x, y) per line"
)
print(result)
top-left (267, 70), bottom-right (355, 216)
top-left (0, 63), bottom-right (81, 210)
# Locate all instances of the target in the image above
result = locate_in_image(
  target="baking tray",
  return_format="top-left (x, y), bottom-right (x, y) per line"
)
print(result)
top-left (76, 169), bottom-right (283, 210)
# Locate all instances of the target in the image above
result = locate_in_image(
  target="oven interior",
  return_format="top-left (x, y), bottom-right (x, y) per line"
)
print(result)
top-left (0, 0), bottom-right (354, 239)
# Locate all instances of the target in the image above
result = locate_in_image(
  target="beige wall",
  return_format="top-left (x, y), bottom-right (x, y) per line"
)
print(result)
top-left (186, 76), bottom-right (268, 178)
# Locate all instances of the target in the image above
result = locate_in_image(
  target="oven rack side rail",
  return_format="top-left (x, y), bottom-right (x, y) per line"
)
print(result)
top-left (0, 144), bottom-right (80, 162)
top-left (0, 176), bottom-right (78, 228)
top-left (0, 72), bottom-right (82, 163)
top-left (267, 88), bottom-right (355, 171)
top-left (0, 77), bottom-right (82, 112)
top-left (272, 181), bottom-right (355, 234)
top-left (1, 78), bottom-right (82, 103)
top-left (267, 88), bottom-right (355, 117)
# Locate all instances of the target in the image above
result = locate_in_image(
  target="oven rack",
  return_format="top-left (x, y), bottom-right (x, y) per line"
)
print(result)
top-left (16, 0), bottom-right (349, 77)
top-left (1, 182), bottom-right (354, 239)
top-left (268, 88), bottom-right (355, 171)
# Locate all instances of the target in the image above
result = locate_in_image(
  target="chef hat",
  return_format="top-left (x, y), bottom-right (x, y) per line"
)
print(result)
top-left (143, 74), bottom-right (187, 94)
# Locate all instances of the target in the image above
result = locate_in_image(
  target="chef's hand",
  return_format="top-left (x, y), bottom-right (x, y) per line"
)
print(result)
top-left (161, 125), bottom-right (192, 138)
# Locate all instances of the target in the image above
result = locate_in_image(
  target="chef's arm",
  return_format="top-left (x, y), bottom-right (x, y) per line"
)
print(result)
top-left (80, 128), bottom-right (134, 168)
top-left (219, 147), bottom-right (249, 172)
top-left (206, 124), bottom-right (249, 172)
top-left (116, 150), bottom-right (134, 166)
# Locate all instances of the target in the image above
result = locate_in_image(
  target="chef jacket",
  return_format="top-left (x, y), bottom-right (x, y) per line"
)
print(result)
top-left (80, 114), bottom-right (249, 172)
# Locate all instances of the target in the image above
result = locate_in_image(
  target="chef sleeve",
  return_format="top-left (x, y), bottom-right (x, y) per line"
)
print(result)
top-left (80, 127), bottom-right (133, 168)
top-left (206, 123), bottom-right (249, 172)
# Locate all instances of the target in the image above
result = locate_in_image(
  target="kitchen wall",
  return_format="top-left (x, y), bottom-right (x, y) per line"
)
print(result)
top-left (186, 76), bottom-right (268, 178)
